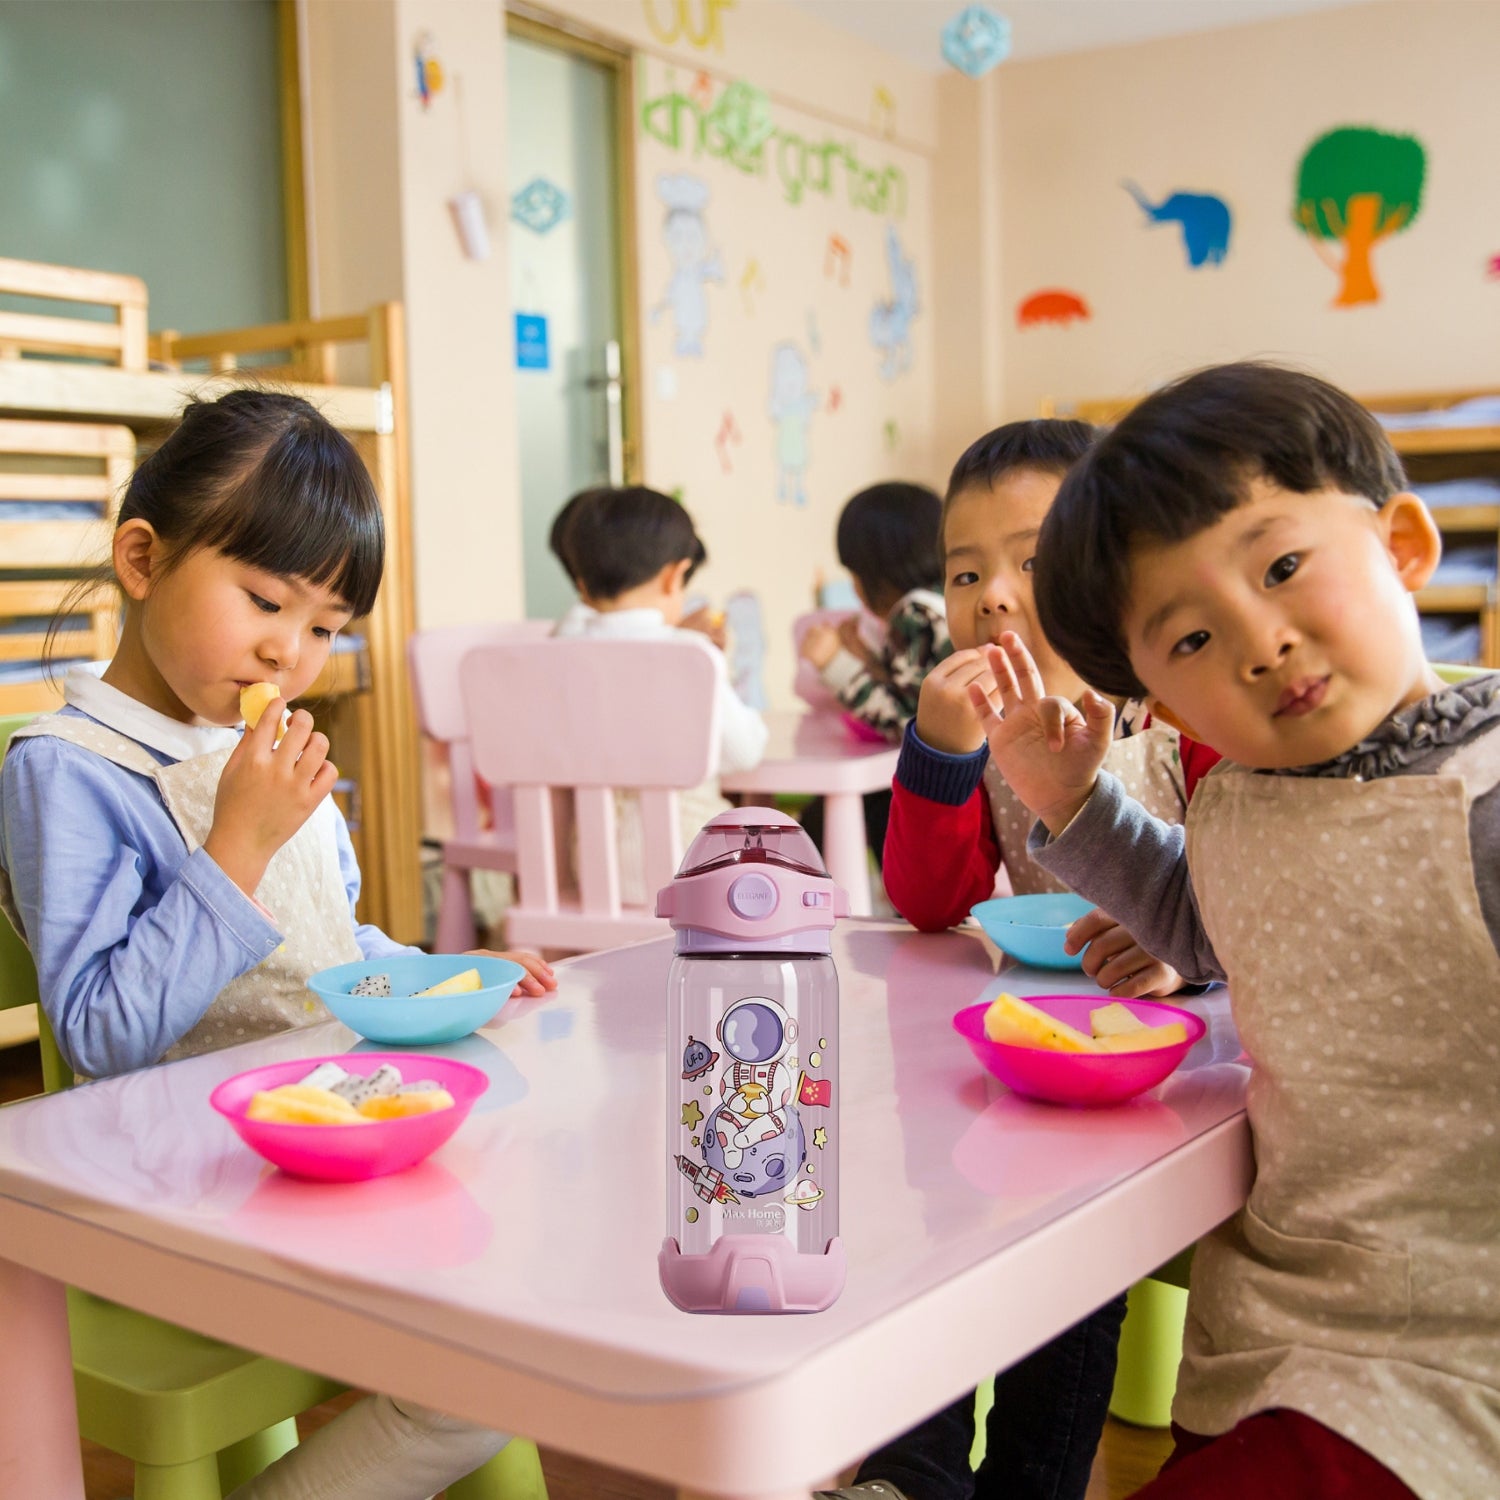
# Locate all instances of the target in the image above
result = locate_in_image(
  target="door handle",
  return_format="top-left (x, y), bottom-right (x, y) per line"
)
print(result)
top-left (583, 340), bottom-right (625, 485)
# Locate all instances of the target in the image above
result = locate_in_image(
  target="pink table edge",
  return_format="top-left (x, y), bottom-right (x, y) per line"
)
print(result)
top-left (0, 928), bottom-right (1250, 1500)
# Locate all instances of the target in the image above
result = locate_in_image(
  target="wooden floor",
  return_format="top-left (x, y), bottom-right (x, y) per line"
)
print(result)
top-left (1, 1039), bottom-right (1172, 1500)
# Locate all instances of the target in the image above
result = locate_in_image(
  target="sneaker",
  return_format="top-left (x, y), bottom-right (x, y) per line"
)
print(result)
top-left (814, 1485), bottom-right (912, 1499)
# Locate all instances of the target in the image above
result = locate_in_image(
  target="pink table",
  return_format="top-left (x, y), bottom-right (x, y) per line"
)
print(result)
top-left (0, 923), bottom-right (1250, 1500)
top-left (720, 711), bottom-right (899, 916)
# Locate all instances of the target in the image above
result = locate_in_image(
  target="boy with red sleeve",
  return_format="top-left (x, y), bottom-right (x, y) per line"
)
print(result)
top-left (883, 420), bottom-right (1220, 995)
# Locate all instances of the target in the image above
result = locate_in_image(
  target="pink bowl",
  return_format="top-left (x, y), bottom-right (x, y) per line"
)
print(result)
top-left (952, 995), bottom-right (1205, 1108)
top-left (839, 712), bottom-right (890, 745)
top-left (210, 1053), bottom-right (489, 1181)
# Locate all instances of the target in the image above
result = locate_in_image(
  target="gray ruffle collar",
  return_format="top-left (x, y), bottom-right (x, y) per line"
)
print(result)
top-left (1286, 673), bottom-right (1500, 781)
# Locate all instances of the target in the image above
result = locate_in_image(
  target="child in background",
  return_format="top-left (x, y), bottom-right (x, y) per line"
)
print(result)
top-left (885, 420), bottom-right (1218, 993)
top-left (799, 481), bottom-right (951, 742)
top-left (0, 390), bottom-right (554, 1500)
top-left (978, 363), bottom-right (1497, 1499)
top-left (551, 486), bottom-right (728, 646)
top-left (798, 482), bottom-right (951, 869)
top-left (553, 485), bottom-right (766, 900)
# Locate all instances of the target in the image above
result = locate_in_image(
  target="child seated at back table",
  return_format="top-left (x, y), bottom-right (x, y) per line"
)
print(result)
top-left (975, 362), bottom-right (1498, 1500)
top-left (798, 481), bottom-right (952, 866)
top-left (0, 389), bottom-right (555, 1500)
top-left (552, 485), bottom-right (766, 902)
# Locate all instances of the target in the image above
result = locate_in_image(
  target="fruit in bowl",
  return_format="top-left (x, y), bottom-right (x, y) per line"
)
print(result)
top-left (952, 992), bottom-right (1205, 1107)
top-left (211, 1053), bottom-right (488, 1180)
top-left (308, 954), bottom-right (526, 1046)
top-left (969, 893), bottom-right (1094, 970)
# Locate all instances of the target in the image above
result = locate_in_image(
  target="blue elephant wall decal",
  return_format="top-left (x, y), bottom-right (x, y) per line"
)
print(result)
top-left (1122, 181), bottom-right (1232, 268)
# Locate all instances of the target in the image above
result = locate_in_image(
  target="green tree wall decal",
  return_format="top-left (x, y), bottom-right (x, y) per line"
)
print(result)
top-left (1293, 126), bottom-right (1426, 307)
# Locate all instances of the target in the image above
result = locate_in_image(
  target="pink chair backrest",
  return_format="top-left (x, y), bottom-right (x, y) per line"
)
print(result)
top-left (408, 620), bottom-right (554, 842)
top-left (460, 636), bottom-right (721, 935)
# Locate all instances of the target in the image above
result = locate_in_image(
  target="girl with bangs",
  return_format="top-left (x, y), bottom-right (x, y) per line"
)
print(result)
top-left (0, 388), bottom-right (551, 1499)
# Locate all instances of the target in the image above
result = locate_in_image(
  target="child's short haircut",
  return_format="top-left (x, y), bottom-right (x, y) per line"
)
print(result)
top-left (1034, 362), bottom-right (1409, 698)
top-left (836, 482), bottom-right (943, 603)
top-left (549, 487), bottom-right (606, 581)
top-left (941, 419), bottom-right (1096, 545)
top-left (568, 485), bottom-right (706, 602)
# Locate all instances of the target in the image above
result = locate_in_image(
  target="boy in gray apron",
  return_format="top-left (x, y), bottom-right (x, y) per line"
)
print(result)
top-left (974, 362), bottom-right (1498, 1500)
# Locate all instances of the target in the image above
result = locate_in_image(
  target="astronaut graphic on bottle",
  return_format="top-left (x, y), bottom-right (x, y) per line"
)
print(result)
top-left (703, 997), bottom-right (804, 1188)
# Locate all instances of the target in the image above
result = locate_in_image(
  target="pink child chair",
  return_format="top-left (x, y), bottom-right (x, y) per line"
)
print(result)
top-left (459, 636), bottom-right (720, 953)
top-left (408, 620), bottom-right (554, 953)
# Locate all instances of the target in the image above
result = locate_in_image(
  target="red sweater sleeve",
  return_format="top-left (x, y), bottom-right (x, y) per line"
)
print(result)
top-left (883, 780), bottom-right (1002, 932)
top-left (1179, 735), bottom-right (1223, 802)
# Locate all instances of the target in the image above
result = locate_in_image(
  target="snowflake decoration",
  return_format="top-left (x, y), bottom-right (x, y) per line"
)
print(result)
top-left (941, 6), bottom-right (1011, 78)
top-left (510, 177), bottom-right (571, 235)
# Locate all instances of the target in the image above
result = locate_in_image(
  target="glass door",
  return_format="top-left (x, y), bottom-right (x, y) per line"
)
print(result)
top-left (506, 18), bottom-right (636, 619)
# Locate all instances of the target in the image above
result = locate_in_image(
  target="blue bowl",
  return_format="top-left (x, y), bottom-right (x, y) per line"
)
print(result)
top-left (307, 954), bottom-right (527, 1045)
top-left (970, 893), bottom-right (1093, 970)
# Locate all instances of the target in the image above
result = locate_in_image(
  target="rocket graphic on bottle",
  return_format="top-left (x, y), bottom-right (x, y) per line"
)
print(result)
top-left (656, 807), bottom-right (848, 1313)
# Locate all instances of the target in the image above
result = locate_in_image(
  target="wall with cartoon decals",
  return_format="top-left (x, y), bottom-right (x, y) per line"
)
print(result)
top-left (985, 0), bottom-right (1500, 421)
top-left (527, 0), bottom-right (939, 709)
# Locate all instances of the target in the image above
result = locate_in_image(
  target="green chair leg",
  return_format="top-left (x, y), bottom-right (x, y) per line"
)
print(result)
top-left (133, 1452), bottom-right (223, 1500)
top-left (216, 1417), bottom-right (301, 1494)
top-left (1109, 1278), bottom-right (1188, 1428)
top-left (447, 1437), bottom-right (550, 1500)
top-left (969, 1379), bottom-right (994, 1470)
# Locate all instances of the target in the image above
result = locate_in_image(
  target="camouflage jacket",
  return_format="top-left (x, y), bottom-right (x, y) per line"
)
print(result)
top-left (819, 588), bottom-right (952, 743)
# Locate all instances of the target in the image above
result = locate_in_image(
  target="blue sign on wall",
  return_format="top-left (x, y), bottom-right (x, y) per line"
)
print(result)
top-left (515, 313), bottom-right (550, 370)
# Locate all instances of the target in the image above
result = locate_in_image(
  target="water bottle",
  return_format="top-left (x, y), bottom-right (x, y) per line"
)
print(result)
top-left (656, 807), bottom-right (847, 1313)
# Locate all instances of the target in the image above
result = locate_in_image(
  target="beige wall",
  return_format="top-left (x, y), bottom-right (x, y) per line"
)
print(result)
top-left (989, 0), bottom-right (1500, 418)
top-left (304, 0), bottom-right (943, 712)
top-left (303, 0), bottom-right (523, 630)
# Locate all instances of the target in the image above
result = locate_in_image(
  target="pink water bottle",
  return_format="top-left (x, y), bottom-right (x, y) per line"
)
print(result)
top-left (656, 807), bottom-right (848, 1313)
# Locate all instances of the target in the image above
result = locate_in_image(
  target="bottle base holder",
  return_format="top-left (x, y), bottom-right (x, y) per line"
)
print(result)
top-left (659, 1233), bottom-right (846, 1313)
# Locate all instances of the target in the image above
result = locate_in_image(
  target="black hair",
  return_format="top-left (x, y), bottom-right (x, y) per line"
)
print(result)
top-left (835, 482), bottom-right (943, 609)
top-left (941, 418), bottom-right (1096, 546)
top-left (120, 387), bottom-right (384, 616)
top-left (1034, 361), bottom-right (1409, 698)
top-left (567, 486), bottom-right (706, 601)
top-left (548, 487), bottom-right (606, 581)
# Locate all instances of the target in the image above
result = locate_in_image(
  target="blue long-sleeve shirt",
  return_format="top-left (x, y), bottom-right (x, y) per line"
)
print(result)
top-left (1, 699), bottom-right (413, 1078)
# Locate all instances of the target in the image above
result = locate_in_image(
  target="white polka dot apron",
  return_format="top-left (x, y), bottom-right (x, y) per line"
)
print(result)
top-left (1179, 738), bottom-right (1500, 1499)
top-left (1, 715), bottom-right (361, 1065)
top-left (985, 723), bottom-right (1186, 895)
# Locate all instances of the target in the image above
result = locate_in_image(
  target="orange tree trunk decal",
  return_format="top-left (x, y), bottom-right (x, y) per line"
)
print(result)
top-left (1293, 126), bottom-right (1425, 307)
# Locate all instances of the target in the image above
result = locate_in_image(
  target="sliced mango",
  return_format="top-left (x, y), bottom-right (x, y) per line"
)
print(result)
top-left (358, 1089), bottom-right (455, 1120)
top-left (415, 968), bottom-right (483, 996)
top-left (239, 682), bottom-right (288, 743)
top-left (247, 1083), bottom-right (370, 1125)
top-left (983, 992), bottom-right (1100, 1053)
top-left (1095, 1022), bottom-right (1188, 1053)
top-left (1089, 1001), bottom-right (1148, 1039)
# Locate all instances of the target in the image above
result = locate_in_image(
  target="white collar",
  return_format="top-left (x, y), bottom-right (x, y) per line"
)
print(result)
top-left (63, 667), bottom-right (242, 763)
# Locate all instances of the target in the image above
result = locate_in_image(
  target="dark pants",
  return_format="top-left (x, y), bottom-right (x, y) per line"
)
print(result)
top-left (800, 789), bottom-right (893, 873)
top-left (854, 1294), bottom-right (1128, 1500)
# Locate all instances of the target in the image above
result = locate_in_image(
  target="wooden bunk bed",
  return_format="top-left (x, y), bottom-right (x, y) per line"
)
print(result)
top-left (0, 260), bottom-right (423, 944)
